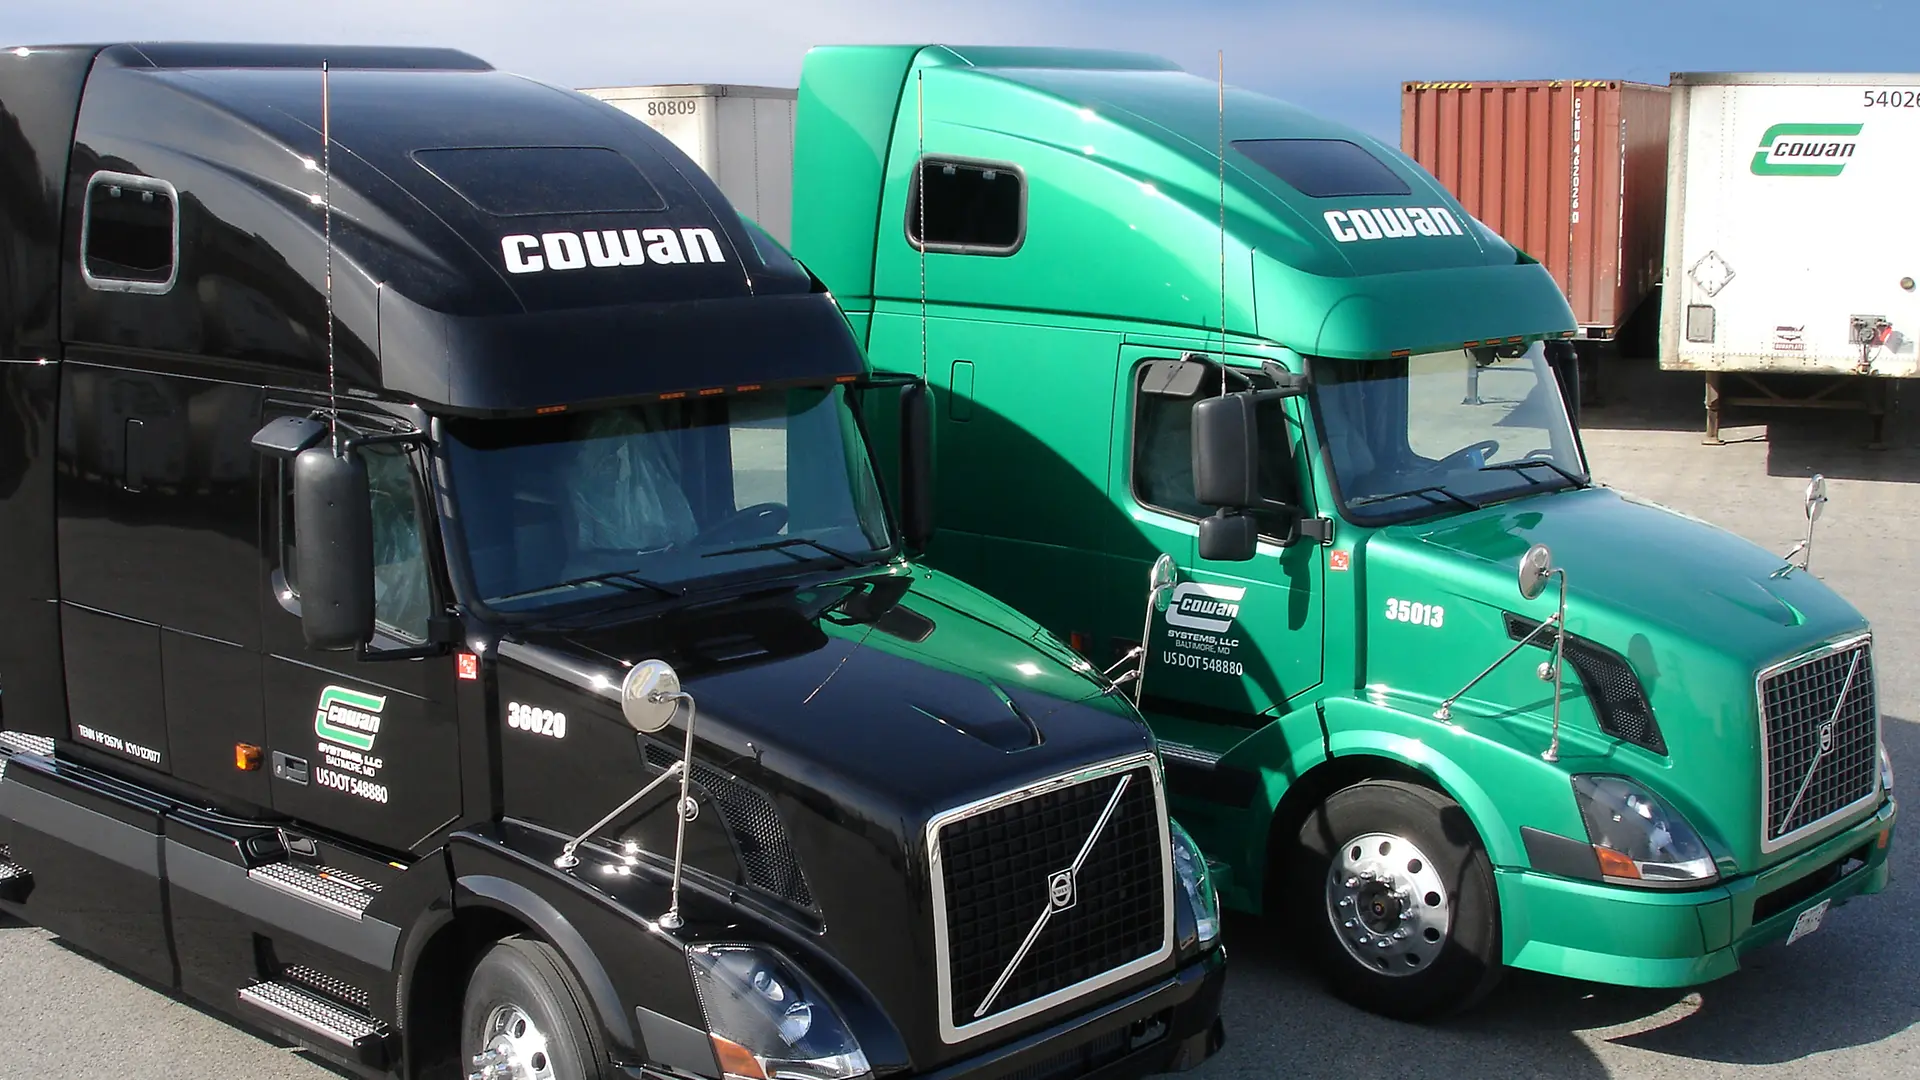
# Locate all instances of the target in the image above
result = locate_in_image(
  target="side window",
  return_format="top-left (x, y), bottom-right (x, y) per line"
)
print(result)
top-left (276, 440), bottom-right (433, 642)
top-left (82, 171), bottom-right (179, 294)
top-left (1132, 367), bottom-right (1300, 526)
top-left (907, 157), bottom-right (1024, 255)
top-left (364, 446), bottom-right (433, 642)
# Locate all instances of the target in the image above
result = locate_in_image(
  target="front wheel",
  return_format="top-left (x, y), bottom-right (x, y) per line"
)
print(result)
top-left (1287, 780), bottom-right (1503, 1020)
top-left (463, 937), bottom-right (608, 1080)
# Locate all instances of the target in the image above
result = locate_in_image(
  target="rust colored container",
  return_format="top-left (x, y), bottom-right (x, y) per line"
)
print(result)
top-left (1402, 79), bottom-right (1670, 339)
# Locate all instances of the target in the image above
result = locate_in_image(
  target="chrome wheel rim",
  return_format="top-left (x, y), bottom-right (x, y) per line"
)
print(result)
top-left (468, 1002), bottom-right (556, 1080)
top-left (1325, 831), bottom-right (1452, 976)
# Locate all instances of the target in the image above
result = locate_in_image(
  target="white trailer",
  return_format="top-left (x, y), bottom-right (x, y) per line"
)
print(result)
top-left (1662, 71), bottom-right (1920, 443)
top-left (577, 83), bottom-right (797, 246)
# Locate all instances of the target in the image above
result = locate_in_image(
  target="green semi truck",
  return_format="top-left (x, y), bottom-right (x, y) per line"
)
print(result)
top-left (757, 45), bottom-right (1899, 1019)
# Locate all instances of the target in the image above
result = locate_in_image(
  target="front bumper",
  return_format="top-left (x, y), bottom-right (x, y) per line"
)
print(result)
top-left (1499, 796), bottom-right (1895, 988)
top-left (918, 948), bottom-right (1226, 1080)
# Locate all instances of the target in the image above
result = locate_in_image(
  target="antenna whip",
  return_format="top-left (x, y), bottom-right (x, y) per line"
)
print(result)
top-left (1217, 51), bottom-right (1227, 395)
top-left (322, 60), bottom-right (338, 450)
top-left (917, 69), bottom-right (928, 384)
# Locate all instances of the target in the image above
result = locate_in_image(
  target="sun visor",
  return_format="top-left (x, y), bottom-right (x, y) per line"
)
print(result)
top-left (379, 290), bottom-right (867, 415)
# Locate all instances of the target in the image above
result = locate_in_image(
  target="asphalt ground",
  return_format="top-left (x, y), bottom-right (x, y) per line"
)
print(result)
top-left (1, 356), bottom-right (1914, 1079)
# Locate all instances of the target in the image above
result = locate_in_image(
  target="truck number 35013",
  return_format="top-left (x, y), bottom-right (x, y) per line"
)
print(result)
top-left (1384, 598), bottom-right (1445, 628)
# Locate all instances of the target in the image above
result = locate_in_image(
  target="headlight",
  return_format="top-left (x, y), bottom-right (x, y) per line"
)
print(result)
top-left (1882, 743), bottom-right (1896, 793)
top-left (1169, 818), bottom-right (1220, 946)
top-left (687, 944), bottom-right (869, 1080)
top-left (1571, 775), bottom-right (1718, 887)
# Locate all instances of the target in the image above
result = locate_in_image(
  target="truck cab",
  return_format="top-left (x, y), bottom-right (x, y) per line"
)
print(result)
top-left (0, 43), bottom-right (1225, 1079)
top-left (790, 44), bottom-right (1898, 1019)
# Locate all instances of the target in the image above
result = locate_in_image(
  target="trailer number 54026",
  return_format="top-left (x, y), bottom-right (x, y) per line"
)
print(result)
top-left (1385, 598), bottom-right (1445, 628)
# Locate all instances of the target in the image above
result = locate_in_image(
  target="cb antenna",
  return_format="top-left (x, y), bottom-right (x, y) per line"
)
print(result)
top-left (1216, 50), bottom-right (1228, 396)
top-left (321, 60), bottom-right (339, 450)
top-left (917, 69), bottom-right (928, 384)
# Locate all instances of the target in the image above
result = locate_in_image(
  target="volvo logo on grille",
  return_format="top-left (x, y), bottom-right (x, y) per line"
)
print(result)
top-left (1820, 719), bottom-right (1837, 753)
top-left (1047, 869), bottom-right (1076, 912)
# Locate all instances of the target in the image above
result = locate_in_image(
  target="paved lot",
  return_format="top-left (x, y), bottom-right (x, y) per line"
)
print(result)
top-left (1, 359), bottom-right (1914, 1078)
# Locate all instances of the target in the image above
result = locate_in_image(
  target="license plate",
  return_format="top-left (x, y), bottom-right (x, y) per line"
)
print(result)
top-left (1785, 898), bottom-right (1831, 945)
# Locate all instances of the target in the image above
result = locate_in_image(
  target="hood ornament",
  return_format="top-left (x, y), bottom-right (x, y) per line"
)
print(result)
top-left (555, 658), bottom-right (701, 930)
top-left (1779, 475), bottom-right (1828, 576)
top-left (1435, 543), bottom-right (1572, 762)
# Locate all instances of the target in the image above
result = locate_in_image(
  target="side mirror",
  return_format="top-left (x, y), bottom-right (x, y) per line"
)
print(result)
top-left (292, 445), bottom-right (375, 651)
top-left (620, 659), bottom-right (683, 733)
top-left (1545, 339), bottom-right (1581, 425)
top-left (1804, 474), bottom-right (1827, 522)
top-left (1517, 543), bottom-right (1555, 601)
top-left (898, 382), bottom-right (934, 548)
top-left (1192, 394), bottom-right (1259, 509)
top-left (1198, 511), bottom-right (1258, 562)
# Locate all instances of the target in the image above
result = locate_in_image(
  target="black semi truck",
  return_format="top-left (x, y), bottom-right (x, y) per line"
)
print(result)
top-left (0, 43), bottom-right (1226, 1080)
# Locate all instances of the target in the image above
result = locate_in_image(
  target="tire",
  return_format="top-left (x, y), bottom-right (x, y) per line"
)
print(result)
top-left (462, 937), bottom-right (609, 1080)
top-left (1286, 780), bottom-right (1502, 1020)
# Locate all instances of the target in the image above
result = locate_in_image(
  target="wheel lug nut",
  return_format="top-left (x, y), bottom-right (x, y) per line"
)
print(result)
top-left (1344, 877), bottom-right (1359, 888)
top-left (1375, 938), bottom-right (1390, 948)
top-left (1342, 919), bottom-right (1356, 929)
top-left (1393, 929), bottom-right (1409, 940)
top-left (1338, 897), bottom-right (1352, 908)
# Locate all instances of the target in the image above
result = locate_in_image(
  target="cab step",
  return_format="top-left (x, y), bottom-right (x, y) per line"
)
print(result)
top-left (0, 731), bottom-right (54, 757)
top-left (0, 844), bottom-right (28, 902)
top-left (247, 861), bottom-right (382, 920)
top-left (237, 978), bottom-right (392, 1068)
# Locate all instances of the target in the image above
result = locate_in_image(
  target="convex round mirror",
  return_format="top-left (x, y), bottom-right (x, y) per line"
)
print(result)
top-left (1804, 474), bottom-right (1828, 523)
top-left (1518, 544), bottom-right (1555, 601)
top-left (621, 659), bottom-right (683, 733)
top-left (1149, 553), bottom-right (1177, 611)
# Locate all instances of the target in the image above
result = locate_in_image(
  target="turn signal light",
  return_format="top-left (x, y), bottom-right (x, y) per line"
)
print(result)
top-left (1880, 829), bottom-right (1891, 850)
top-left (234, 743), bottom-right (262, 771)
top-left (1593, 846), bottom-right (1642, 879)
top-left (710, 1034), bottom-right (766, 1080)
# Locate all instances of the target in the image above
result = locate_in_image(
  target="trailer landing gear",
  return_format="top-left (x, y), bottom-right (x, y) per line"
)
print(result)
top-left (1703, 372), bottom-right (1892, 449)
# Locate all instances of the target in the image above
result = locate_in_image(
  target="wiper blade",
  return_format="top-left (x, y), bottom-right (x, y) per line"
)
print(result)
top-left (1479, 458), bottom-right (1587, 486)
top-left (1349, 485), bottom-right (1481, 511)
top-left (488, 570), bottom-right (684, 606)
top-left (702, 536), bottom-right (865, 568)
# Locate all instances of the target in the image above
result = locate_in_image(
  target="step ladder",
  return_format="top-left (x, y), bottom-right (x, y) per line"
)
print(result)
top-left (237, 978), bottom-right (392, 1068)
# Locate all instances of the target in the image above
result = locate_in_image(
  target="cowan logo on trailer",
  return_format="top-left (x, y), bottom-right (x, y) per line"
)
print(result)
top-left (1751, 123), bottom-right (1864, 177)
top-left (1323, 206), bottom-right (1466, 244)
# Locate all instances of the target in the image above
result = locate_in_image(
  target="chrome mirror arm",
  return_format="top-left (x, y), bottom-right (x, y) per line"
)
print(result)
top-left (553, 689), bottom-right (702, 931)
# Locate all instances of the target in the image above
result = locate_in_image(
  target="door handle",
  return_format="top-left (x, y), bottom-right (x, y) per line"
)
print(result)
top-left (122, 418), bottom-right (144, 492)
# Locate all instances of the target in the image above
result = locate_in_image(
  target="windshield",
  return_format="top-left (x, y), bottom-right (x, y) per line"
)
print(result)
top-left (1310, 342), bottom-right (1586, 523)
top-left (446, 386), bottom-right (892, 612)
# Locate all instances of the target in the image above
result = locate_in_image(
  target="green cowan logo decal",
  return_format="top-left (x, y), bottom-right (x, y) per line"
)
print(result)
top-left (1752, 123), bottom-right (1864, 176)
top-left (314, 685), bottom-right (387, 751)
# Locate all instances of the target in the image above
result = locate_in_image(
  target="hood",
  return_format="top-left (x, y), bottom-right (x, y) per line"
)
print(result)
top-left (1394, 487), bottom-right (1865, 665)
top-left (1357, 486), bottom-right (1873, 865)
top-left (488, 562), bottom-right (1167, 1066)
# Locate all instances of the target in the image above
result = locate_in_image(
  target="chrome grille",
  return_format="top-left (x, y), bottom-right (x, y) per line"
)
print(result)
top-left (1759, 635), bottom-right (1880, 849)
top-left (928, 754), bottom-right (1172, 1045)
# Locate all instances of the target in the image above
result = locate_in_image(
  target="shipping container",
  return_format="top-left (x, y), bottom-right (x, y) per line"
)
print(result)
top-left (1662, 72), bottom-right (1919, 441)
top-left (1402, 79), bottom-right (1669, 350)
top-left (578, 83), bottom-right (797, 244)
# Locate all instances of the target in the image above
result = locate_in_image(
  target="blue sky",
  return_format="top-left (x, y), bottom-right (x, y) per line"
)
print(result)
top-left (13, 0), bottom-right (1920, 142)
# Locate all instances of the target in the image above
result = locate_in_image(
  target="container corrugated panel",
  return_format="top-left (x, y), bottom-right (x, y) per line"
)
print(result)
top-left (578, 83), bottom-right (798, 245)
top-left (1402, 80), bottom-right (1670, 336)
